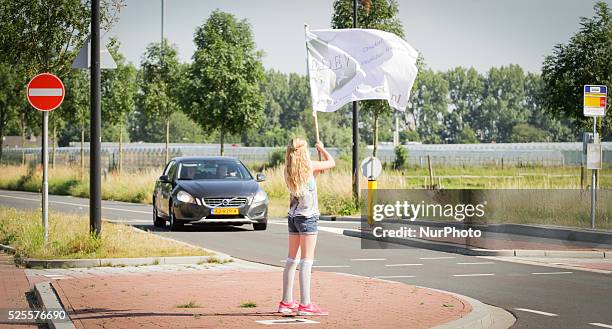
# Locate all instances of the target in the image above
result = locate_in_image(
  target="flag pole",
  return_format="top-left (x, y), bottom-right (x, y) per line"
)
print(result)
top-left (304, 24), bottom-right (322, 160)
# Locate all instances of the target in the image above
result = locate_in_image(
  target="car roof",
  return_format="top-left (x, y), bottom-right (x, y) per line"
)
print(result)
top-left (171, 156), bottom-right (240, 163)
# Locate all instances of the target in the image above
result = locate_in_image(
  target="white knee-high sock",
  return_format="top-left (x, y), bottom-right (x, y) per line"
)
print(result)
top-left (282, 258), bottom-right (299, 303)
top-left (299, 259), bottom-right (314, 306)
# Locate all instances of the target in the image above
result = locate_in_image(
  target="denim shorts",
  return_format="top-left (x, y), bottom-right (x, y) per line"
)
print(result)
top-left (288, 215), bottom-right (319, 234)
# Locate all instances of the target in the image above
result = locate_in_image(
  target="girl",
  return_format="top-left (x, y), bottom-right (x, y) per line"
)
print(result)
top-left (278, 138), bottom-right (335, 316)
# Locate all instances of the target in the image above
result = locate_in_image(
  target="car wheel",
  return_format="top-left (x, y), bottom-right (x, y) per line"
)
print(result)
top-left (153, 202), bottom-right (166, 228)
top-left (168, 202), bottom-right (184, 231)
top-left (253, 222), bottom-right (267, 231)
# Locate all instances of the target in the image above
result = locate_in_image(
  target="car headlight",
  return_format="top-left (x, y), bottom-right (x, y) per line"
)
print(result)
top-left (253, 189), bottom-right (268, 203)
top-left (176, 191), bottom-right (196, 204)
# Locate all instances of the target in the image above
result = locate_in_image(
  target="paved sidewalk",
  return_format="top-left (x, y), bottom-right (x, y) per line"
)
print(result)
top-left (42, 263), bottom-right (472, 329)
top-left (0, 253), bottom-right (37, 329)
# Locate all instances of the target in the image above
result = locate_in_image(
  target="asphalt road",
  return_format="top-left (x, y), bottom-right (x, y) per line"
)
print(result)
top-left (1, 189), bottom-right (611, 329)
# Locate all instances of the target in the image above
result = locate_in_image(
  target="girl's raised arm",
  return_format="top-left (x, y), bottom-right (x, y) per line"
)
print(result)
top-left (311, 142), bottom-right (335, 173)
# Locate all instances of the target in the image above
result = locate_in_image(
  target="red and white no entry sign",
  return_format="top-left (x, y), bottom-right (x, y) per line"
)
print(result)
top-left (27, 73), bottom-right (65, 111)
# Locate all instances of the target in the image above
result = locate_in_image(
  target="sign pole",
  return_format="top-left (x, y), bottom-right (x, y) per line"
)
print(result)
top-left (90, 0), bottom-right (102, 236)
top-left (591, 116), bottom-right (596, 229)
top-left (42, 111), bottom-right (49, 244)
top-left (27, 72), bottom-right (65, 245)
top-left (352, 0), bottom-right (360, 208)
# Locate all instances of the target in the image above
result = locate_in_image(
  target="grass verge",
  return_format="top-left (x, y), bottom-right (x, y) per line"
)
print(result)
top-left (0, 206), bottom-right (211, 261)
top-left (1, 163), bottom-right (610, 218)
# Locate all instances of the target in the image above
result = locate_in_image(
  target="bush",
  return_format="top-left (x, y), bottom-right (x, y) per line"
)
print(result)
top-left (393, 146), bottom-right (408, 170)
top-left (266, 148), bottom-right (285, 168)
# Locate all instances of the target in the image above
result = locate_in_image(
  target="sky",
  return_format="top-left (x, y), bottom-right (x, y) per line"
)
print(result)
top-left (106, 0), bottom-right (611, 74)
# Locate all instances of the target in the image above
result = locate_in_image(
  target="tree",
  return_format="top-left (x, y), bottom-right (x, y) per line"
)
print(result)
top-left (0, 0), bottom-right (123, 77)
top-left (62, 70), bottom-right (90, 176)
top-left (102, 38), bottom-right (137, 172)
top-left (139, 41), bottom-right (184, 162)
top-left (0, 63), bottom-right (22, 162)
top-left (509, 124), bottom-right (548, 143)
top-left (331, 0), bottom-right (405, 156)
top-left (542, 1), bottom-right (612, 140)
top-left (444, 67), bottom-right (483, 143)
top-left (186, 10), bottom-right (265, 155)
top-left (408, 69), bottom-right (448, 143)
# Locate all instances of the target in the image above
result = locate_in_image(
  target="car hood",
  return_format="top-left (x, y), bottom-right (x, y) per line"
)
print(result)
top-left (176, 180), bottom-right (259, 198)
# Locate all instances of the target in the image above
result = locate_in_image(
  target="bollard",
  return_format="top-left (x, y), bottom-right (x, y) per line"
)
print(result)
top-left (367, 179), bottom-right (377, 226)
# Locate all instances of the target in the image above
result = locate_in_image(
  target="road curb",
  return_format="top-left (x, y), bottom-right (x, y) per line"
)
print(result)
top-left (342, 229), bottom-right (608, 258)
top-left (34, 282), bottom-right (76, 329)
top-left (22, 254), bottom-right (232, 268)
top-left (323, 216), bottom-right (612, 245)
top-left (427, 287), bottom-right (516, 329)
top-left (0, 243), bottom-right (16, 254)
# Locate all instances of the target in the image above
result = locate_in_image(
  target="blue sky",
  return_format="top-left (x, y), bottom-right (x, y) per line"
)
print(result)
top-left (106, 0), bottom-right (610, 74)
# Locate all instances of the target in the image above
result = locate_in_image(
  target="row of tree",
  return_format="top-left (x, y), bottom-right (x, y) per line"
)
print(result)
top-left (0, 0), bottom-right (610, 166)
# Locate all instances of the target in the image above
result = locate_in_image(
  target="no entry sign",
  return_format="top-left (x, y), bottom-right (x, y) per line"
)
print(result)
top-left (27, 73), bottom-right (65, 111)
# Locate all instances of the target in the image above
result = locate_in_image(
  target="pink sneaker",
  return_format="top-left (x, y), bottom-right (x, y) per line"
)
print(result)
top-left (297, 303), bottom-right (329, 316)
top-left (277, 300), bottom-right (299, 314)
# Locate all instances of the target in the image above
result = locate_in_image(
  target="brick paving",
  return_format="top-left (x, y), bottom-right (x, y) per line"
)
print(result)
top-left (50, 267), bottom-right (471, 329)
top-left (0, 253), bottom-right (37, 329)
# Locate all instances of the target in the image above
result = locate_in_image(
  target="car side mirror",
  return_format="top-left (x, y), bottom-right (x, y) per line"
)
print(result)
top-left (256, 173), bottom-right (266, 182)
top-left (159, 175), bottom-right (170, 182)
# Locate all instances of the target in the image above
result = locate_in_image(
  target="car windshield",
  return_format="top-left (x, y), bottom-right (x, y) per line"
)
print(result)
top-left (176, 160), bottom-right (252, 180)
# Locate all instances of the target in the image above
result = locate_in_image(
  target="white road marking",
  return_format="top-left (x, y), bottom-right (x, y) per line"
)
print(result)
top-left (419, 256), bottom-right (456, 260)
top-left (457, 262), bottom-right (495, 265)
top-left (312, 265), bottom-right (350, 268)
top-left (374, 275), bottom-right (416, 279)
top-left (350, 258), bottom-right (386, 261)
top-left (0, 194), bottom-right (150, 214)
top-left (385, 263), bottom-right (423, 267)
top-left (514, 308), bottom-right (558, 317)
top-left (452, 273), bottom-right (495, 277)
top-left (531, 271), bottom-right (573, 275)
top-left (590, 323), bottom-right (612, 328)
top-left (28, 88), bottom-right (63, 96)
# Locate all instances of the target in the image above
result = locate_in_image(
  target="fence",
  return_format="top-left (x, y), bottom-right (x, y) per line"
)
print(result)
top-left (2, 142), bottom-right (611, 171)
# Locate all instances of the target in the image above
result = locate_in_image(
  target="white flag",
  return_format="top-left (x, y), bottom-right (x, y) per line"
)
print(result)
top-left (306, 27), bottom-right (419, 113)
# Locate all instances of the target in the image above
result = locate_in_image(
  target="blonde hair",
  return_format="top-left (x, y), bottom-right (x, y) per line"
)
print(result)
top-left (284, 138), bottom-right (312, 196)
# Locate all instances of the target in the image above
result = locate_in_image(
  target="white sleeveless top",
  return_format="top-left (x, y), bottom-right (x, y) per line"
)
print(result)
top-left (288, 175), bottom-right (319, 218)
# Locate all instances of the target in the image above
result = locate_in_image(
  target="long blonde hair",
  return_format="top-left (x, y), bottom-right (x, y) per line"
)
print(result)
top-left (284, 138), bottom-right (312, 196)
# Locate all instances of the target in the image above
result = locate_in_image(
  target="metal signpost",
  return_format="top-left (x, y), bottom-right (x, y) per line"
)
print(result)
top-left (26, 73), bottom-right (65, 244)
top-left (72, 1), bottom-right (116, 236)
top-left (583, 85), bottom-right (606, 228)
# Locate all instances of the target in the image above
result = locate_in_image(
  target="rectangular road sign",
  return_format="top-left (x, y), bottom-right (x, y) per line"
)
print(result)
top-left (587, 143), bottom-right (602, 170)
top-left (584, 85), bottom-right (607, 117)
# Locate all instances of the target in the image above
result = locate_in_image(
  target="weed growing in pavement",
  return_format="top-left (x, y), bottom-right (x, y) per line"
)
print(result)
top-left (176, 301), bottom-right (201, 309)
top-left (240, 301), bottom-right (257, 308)
top-left (204, 257), bottom-right (232, 264)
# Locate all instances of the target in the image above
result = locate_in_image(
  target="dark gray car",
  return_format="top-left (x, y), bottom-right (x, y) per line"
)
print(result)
top-left (153, 156), bottom-right (268, 231)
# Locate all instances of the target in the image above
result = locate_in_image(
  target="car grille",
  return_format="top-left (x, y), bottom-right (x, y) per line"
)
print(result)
top-left (203, 197), bottom-right (248, 208)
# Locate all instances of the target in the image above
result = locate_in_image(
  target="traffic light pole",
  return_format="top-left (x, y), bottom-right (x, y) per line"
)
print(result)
top-left (90, 0), bottom-right (102, 236)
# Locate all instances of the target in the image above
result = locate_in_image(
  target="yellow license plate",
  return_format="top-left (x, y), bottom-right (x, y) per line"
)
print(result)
top-left (212, 208), bottom-right (239, 215)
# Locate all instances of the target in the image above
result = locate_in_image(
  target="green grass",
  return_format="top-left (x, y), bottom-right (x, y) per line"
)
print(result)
top-left (0, 207), bottom-right (212, 261)
top-left (240, 301), bottom-right (257, 308)
top-left (1, 163), bottom-right (610, 223)
top-left (176, 301), bottom-right (201, 309)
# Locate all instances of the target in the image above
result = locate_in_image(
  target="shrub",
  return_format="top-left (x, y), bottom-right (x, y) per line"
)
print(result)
top-left (266, 148), bottom-right (285, 168)
top-left (393, 146), bottom-right (408, 170)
